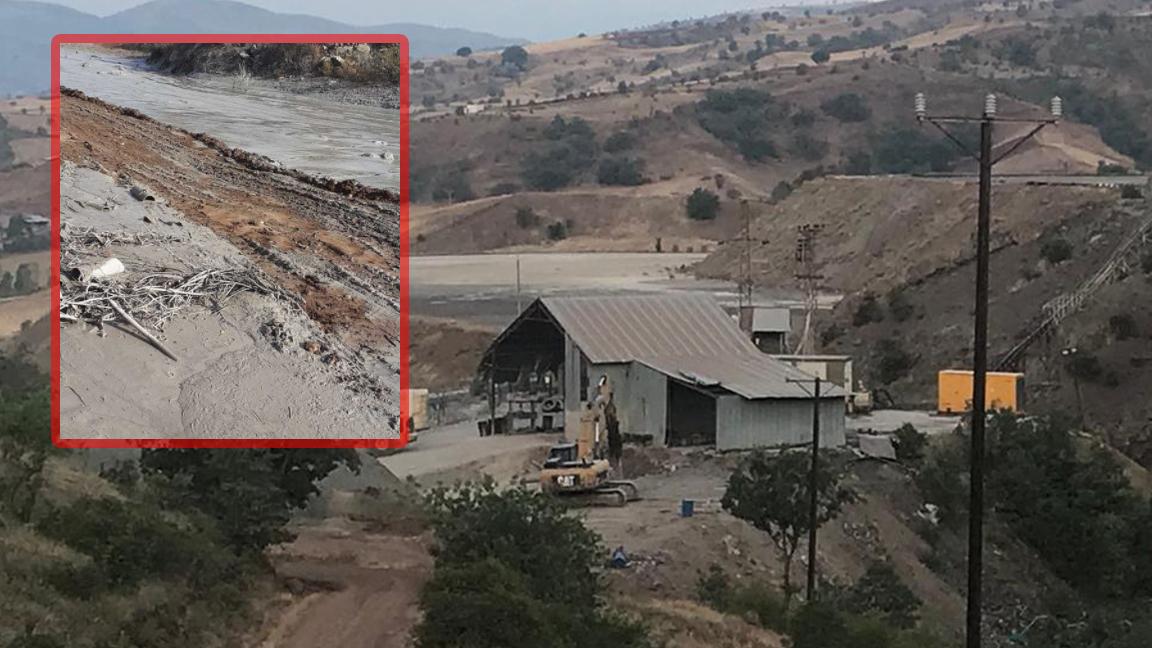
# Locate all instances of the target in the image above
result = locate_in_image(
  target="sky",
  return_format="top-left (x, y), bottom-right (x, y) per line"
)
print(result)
top-left (42, 0), bottom-right (858, 41)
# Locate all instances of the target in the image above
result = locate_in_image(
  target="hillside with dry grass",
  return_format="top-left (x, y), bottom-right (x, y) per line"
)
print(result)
top-left (408, 0), bottom-right (1147, 254)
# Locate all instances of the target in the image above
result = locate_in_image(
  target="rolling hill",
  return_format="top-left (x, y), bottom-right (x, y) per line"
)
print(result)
top-left (0, 0), bottom-right (526, 95)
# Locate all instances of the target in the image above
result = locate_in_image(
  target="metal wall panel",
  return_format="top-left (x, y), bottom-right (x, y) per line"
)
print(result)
top-left (715, 396), bottom-right (847, 451)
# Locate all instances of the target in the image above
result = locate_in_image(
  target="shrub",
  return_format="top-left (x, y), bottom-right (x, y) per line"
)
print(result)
top-left (685, 188), bottom-right (721, 220)
top-left (1066, 353), bottom-right (1104, 382)
top-left (488, 182), bottom-right (519, 196)
top-left (790, 133), bottom-right (829, 161)
top-left (887, 289), bottom-right (915, 322)
top-left (546, 221), bottom-right (568, 240)
top-left (853, 294), bottom-right (884, 326)
top-left (455, 46), bottom-right (472, 57)
top-left (696, 565), bottom-right (788, 631)
top-left (811, 50), bottom-right (831, 64)
top-left (597, 157), bottom-right (646, 186)
top-left (1109, 313), bottom-right (1139, 340)
top-left (1142, 252), bottom-right (1152, 274)
top-left (791, 109), bottom-right (817, 128)
top-left (842, 150), bottom-right (872, 174)
top-left (871, 126), bottom-right (965, 173)
top-left (36, 498), bottom-right (237, 593)
top-left (603, 131), bottom-right (637, 153)
top-left (985, 412), bottom-right (1151, 597)
top-left (1098, 160), bottom-right (1129, 175)
top-left (1120, 185), bottom-right (1142, 199)
top-left (771, 181), bottom-right (793, 202)
top-left (1040, 237), bottom-right (1073, 264)
top-left (874, 338), bottom-right (915, 384)
top-left (820, 93), bottom-right (871, 122)
top-left (514, 207), bottom-right (540, 229)
top-left (893, 423), bottom-right (927, 464)
top-left (416, 483), bottom-right (654, 648)
top-left (695, 88), bottom-right (786, 162)
top-left (839, 561), bottom-right (921, 629)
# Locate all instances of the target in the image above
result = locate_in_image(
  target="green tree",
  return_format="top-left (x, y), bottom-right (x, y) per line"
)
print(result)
top-left (685, 187), bottom-right (721, 220)
top-left (597, 157), bottom-right (646, 186)
top-left (455, 46), bottom-right (472, 57)
top-left (838, 561), bottom-right (921, 629)
top-left (721, 450), bottom-right (854, 605)
top-left (0, 271), bottom-right (12, 296)
top-left (139, 449), bottom-right (360, 552)
top-left (0, 383), bottom-right (52, 522)
top-left (416, 482), bottom-right (652, 648)
top-left (811, 49), bottom-right (831, 64)
top-left (14, 263), bottom-right (37, 294)
top-left (501, 45), bottom-right (529, 70)
top-left (820, 93), bottom-right (872, 122)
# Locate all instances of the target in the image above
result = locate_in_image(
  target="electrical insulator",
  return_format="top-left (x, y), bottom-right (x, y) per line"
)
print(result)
top-left (984, 93), bottom-right (998, 117)
top-left (1051, 96), bottom-right (1063, 118)
top-left (914, 92), bottom-right (926, 119)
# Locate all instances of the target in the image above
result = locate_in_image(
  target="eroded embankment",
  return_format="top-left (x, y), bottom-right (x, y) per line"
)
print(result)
top-left (60, 88), bottom-right (401, 350)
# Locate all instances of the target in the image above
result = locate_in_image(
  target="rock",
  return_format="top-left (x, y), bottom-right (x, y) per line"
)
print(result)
top-left (302, 340), bottom-right (322, 354)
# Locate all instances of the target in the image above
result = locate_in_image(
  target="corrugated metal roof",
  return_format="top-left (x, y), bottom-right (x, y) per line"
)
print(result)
top-left (538, 294), bottom-right (844, 400)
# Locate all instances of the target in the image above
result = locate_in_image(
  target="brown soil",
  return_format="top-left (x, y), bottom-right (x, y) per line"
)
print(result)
top-left (409, 316), bottom-right (496, 391)
top-left (249, 520), bottom-right (433, 648)
top-left (60, 90), bottom-right (400, 350)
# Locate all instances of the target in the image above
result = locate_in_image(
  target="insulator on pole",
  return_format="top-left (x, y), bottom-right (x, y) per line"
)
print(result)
top-left (984, 93), bottom-right (997, 117)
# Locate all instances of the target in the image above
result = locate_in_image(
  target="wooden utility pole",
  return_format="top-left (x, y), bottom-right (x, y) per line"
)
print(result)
top-left (787, 375), bottom-right (823, 602)
top-left (916, 91), bottom-right (1059, 648)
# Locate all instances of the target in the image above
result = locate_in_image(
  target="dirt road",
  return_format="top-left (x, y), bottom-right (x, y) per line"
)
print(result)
top-left (257, 520), bottom-right (432, 648)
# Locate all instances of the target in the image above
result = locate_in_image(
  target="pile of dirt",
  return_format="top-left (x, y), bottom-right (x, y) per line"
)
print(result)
top-left (695, 175), bottom-right (1118, 294)
top-left (408, 316), bottom-right (495, 392)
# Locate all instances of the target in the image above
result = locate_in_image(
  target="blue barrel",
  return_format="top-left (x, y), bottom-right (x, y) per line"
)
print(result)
top-left (680, 499), bottom-right (695, 518)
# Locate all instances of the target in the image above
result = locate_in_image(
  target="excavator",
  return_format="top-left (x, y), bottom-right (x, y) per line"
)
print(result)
top-left (538, 376), bottom-right (639, 507)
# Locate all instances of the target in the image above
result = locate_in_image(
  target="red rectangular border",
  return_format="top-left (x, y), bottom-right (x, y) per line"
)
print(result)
top-left (50, 34), bottom-right (409, 449)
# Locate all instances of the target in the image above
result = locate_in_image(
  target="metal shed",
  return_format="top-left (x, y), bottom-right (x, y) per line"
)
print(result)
top-left (479, 294), bottom-right (845, 451)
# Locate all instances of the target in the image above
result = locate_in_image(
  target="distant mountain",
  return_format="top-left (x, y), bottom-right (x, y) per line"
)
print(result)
top-left (0, 0), bottom-right (527, 95)
top-left (0, 1), bottom-right (102, 95)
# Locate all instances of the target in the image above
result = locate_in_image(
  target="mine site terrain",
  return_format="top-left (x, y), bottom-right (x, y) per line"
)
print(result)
top-left (56, 44), bottom-right (401, 439)
top-left (3, 2), bottom-right (1152, 648)
top-left (399, 1), bottom-right (1152, 646)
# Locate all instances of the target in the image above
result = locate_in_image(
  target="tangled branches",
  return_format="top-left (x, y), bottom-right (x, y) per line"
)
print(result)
top-left (61, 269), bottom-right (299, 330)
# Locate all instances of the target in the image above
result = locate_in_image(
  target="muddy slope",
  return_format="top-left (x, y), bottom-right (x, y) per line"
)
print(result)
top-left (60, 90), bottom-right (402, 438)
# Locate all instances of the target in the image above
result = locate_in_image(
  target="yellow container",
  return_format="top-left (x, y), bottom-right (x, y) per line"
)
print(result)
top-left (937, 370), bottom-right (1024, 414)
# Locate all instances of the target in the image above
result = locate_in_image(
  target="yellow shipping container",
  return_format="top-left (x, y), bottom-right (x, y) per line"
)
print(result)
top-left (937, 370), bottom-right (1024, 414)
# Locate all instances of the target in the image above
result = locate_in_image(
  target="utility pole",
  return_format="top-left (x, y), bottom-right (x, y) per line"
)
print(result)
top-left (794, 223), bottom-right (825, 355)
top-left (515, 255), bottom-right (522, 314)
top-left (739, 201), bottom-right (754, 313)
top-left (787, 375), bottom-right (822, 602)
top-left (916, 92), bottom-right (1060, 648)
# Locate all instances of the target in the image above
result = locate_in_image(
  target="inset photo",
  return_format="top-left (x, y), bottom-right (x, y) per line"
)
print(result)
top-left (52, 36), bottom-right (407, 446)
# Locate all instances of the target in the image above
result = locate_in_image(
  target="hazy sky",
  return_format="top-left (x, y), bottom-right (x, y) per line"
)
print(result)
top-left (44, 0), bottom-right (856, 41)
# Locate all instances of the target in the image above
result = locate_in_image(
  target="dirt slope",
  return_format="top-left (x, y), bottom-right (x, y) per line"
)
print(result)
top-left (695, 175), bottom-right (1117, 293)
top-left (413, 189), bottom-right (738, 254)
top-left (60, 89), bottom-right (400, 354)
